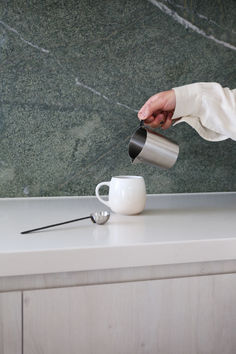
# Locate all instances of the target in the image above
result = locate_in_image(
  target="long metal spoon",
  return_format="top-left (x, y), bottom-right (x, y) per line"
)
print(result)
top-left (21, 211), bottom-right (110, 235)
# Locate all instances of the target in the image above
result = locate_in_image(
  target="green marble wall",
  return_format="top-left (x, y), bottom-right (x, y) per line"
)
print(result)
top-left (0, 0), bottom-right (235, 197)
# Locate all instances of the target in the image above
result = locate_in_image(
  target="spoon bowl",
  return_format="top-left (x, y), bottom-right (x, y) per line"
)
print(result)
top-left (91, 211), bottom-right (110, 225)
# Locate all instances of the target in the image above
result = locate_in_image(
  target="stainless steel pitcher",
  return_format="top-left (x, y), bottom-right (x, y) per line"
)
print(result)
top-left (128, 122), bottom-right (179, 169)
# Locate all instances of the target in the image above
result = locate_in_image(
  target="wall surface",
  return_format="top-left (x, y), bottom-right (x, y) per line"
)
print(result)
top-left (0, 0), bottom-right (235, 197)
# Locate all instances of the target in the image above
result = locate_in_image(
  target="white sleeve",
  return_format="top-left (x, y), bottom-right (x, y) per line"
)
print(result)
top-left (172, 82), bottom-right (236, 141)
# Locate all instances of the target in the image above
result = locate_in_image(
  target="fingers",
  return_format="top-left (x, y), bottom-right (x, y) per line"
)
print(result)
top-left (161, 116), bottom-right (172, 130)
top-left (148, 113), bottom-right (165, 128)
top-left (144, 116), bottom-right (155, 124)
top-left (162, 111), bottom-right (174, 130)
top-left (142, 111), bottom-right (174, 129)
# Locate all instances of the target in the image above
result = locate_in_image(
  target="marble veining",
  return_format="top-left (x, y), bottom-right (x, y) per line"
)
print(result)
top-left (149, 0), bottom-right (236, 51)
top-left (163, 0), bottom-right (236, 34)
top-left (0, 19), bottom-right (50, 53)
top-left (75, 78), bottom-right (138, 112)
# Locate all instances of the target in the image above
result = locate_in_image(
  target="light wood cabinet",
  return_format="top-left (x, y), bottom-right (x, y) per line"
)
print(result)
top-left (0, 292), bottom-right (22, 354)
top-left (23, 273), bottom-right (236, 354)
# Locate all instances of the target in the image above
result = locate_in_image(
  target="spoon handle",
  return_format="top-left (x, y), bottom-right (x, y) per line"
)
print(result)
top-left (21, 216), bottom-right (92, 235)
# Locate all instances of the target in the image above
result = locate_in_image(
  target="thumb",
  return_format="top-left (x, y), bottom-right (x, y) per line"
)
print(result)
top-left (138, 94), bottom-right (163, 120)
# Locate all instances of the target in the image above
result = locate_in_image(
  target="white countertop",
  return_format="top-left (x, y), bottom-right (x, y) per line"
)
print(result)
top-left (1, 193), bottom-right (236, 277)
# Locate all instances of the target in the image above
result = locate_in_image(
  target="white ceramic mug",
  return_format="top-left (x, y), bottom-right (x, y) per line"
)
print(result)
top-left (95, 176), bottom-right (146, 215)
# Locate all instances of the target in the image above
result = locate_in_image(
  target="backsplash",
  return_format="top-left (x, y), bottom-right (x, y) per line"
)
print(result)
top-left (0, 0), bottom-right (235, 197)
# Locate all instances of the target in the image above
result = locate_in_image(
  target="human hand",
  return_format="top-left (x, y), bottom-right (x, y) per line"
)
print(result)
top-left (138, 89), bottom-right (177, 129)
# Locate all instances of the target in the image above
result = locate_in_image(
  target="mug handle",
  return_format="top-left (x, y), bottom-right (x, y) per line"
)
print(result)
top-left (95, 182), bottom-right (110, 207)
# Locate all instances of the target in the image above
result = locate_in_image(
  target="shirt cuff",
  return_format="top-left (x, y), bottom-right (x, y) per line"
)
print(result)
top-left (173, 116), bottom-right (228, 141)
top-left (172, 83), bottom-right (203, 119)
